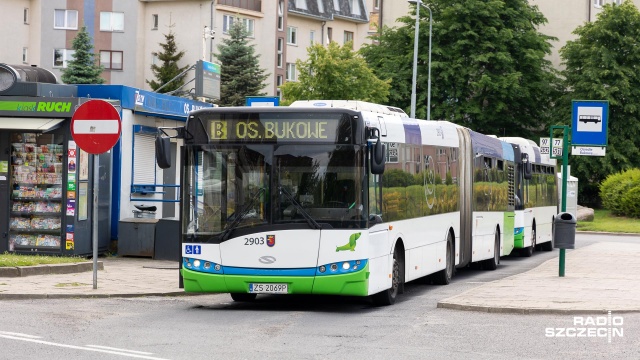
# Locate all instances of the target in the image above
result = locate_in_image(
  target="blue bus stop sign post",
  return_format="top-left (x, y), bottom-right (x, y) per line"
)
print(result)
top-left (552, 100), bottom-right (609, 277)
top-left (571, 100), bottom-right (609, 155)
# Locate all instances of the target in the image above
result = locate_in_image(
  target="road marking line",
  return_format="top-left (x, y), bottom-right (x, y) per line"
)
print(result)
top-left (0, 331), bottom-right (41, 339)
top-left (0, 334), bottom-right (171, 360)
top-left (86, 345), bottom-right (153, 355)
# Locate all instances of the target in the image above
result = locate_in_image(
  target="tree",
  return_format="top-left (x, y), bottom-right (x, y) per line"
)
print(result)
top-left (280, 41), bottom-right (390, 105)
top-left (61, 25), bottom-right (105, 84)
top-left (214, 21), bottom-right (269, 106)
top-left (147, 30), bottom-right (189, 94)
top-left (361, 0), bottom-right (562, 137)
top-left (558, 1), bottom-right (640, 207)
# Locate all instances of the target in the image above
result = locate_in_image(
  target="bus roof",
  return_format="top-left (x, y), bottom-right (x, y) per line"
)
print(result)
top-left (289, 100), bottom-right (408, 117)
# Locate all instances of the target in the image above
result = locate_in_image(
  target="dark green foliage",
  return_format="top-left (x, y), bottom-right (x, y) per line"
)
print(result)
top-left (383, 169), bottom-right (416, 188)
top-left (214, 21), bottom-right (269, 106)
top-left (361, 0), bottom-right (561, 137)
top-left (147, 31), bottom-right (189, 94)
top-left (559, 2), bottom-right (640, 207)
top-left (281, 42), bottom-right (390, 105)
top-left (60, 25), bottom-right (105, 84)
top-left (599, 168), bottom-right (640, 218)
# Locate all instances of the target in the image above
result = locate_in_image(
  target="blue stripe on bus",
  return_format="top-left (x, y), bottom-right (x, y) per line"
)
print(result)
top-left (403, 120), bottom-right (422, 145)
top-left (223, 266), bottom-right (317, 276)
top-left (501, 141), bottom-right (515, 161)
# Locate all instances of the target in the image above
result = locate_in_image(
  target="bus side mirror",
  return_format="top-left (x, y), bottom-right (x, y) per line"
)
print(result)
top-left (371, 138), bottom-right (385, 175)
top-left (522, 154), bottom-right (532, 180)
top-left (156, 137), bottom-right (171, 169)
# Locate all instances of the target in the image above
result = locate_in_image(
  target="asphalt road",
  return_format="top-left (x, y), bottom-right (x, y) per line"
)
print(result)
top-left (0, 233), bottom-right (638, 360)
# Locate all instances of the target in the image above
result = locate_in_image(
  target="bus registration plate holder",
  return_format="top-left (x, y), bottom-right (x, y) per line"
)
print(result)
top-left (249, 283), bottom-right (288, 294)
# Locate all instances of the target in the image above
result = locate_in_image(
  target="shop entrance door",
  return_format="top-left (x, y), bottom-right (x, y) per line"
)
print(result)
top-left (0, 132), bottom-right (10, 252)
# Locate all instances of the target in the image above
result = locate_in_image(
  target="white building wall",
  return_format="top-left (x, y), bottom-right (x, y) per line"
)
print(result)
top-left (0, 0), bottom-right (35, 66)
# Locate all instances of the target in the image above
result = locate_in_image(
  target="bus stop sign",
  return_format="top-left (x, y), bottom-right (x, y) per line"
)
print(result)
top-left (71, 100), bottom-right (121, 154)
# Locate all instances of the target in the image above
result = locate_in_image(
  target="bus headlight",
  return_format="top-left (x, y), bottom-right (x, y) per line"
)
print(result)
top-left (342, 262), bottom-right (350, 270)
top-left (193, 260), bottom-right (201, 268)
top-left (316, 260), bottom-right (367, 276)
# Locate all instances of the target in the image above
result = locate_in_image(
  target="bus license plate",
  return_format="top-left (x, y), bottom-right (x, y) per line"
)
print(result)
top-left (249, 283), bottom-right (288, 294)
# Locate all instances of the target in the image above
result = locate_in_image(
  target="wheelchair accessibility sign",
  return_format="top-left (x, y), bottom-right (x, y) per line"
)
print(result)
top-left (185, 245), bottom-right (201, 255)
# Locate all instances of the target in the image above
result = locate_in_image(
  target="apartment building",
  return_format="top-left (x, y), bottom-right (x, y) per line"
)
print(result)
top-left (0, 0), bottom-right (384, 99)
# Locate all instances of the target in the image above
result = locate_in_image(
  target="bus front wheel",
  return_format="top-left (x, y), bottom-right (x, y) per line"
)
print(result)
top-left (372, 246), bottom-right (402, 306)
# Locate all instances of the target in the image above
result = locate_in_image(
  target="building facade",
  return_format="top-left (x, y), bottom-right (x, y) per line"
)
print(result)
top-left (1, 0), bottom-right (633, 101)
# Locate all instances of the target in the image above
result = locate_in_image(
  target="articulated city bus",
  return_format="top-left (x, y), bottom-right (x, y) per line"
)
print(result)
top-left (501, 137), bottom-right (557, 256)
top-left (155, 101), bottom-right (518, 305)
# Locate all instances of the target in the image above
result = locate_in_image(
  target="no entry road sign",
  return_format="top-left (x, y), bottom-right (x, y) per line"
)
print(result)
top-left (71, 100), bottom-right (121, 154)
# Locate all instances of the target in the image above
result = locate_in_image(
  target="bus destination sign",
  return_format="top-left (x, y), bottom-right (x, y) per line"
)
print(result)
top-left (207, 115), bottom-right (349, 143)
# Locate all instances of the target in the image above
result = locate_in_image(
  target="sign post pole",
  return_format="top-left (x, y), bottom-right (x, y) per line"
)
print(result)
top-left (71, 100), bottom-right (122, 290)
top-left (551, 125), bottom-right (570, 277)
top-left (92, 155), bottom-right (99, 289)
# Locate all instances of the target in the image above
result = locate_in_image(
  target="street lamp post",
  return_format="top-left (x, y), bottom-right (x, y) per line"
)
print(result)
top-left (408, 0), bottom-right (432, 120)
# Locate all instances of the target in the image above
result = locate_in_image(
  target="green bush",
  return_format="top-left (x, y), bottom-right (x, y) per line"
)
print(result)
top-left (600, 168), bottom-right (640, 218)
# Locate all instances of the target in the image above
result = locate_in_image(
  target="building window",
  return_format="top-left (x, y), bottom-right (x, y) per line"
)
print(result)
top-left (100, 12), bottom-right (124, 32)
top-left (317, 0), bottom-right (325, 13)
top-left (277, 75), bottom-right (283, 86)
top-left (278, 1), bottom-right (284, 31)
top-left (54, 9), bottom-right (78, 30)
top-left (277, 38), bottom-right (284, 68)
top-left (374, 0), bottom-right (380, 9)
top-left (295, 0), bottom-right (307, 10)
top-left (53, 49), bottom-right (75, 68)
top-left (24, 8), bottom-right (29, 24)
top-left (100, 50), bottom-right (123, 70)
top-left (276, 89), bottom-right (282, 99)
top-left (242, 18), bottom-right (255, 37)
top-left (310, 30), bottom-right (315, 44)
top-left (223, 15), bottom-right (254, 36)
top-left (286, 63), bottom-right (296, 81)
top-left (152, 14), bottom-right (158, 30)
top-left (287, 26), bottom-right (297, 45)
top-left (152, 54), bottom-right (159, 65)
top-left (593, 0), bottom-right (603, 6)
top-left (344, 31), bottom-right (354, 48)
top-left (351, 0), bottom-right (361, 16)
top-left (327, 27), bottom-right (333, 42)
top-left (333, 0), bottom-right (340, 11)
top-left (22, 48), bottom-right (28, 63)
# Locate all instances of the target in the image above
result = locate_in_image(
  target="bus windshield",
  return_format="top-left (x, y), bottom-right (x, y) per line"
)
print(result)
top-left (183, 144), bottom-right (366, 239)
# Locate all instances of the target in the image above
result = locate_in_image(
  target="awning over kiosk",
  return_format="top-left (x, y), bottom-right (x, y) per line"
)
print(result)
top-left (0, 117), bottom-right (65, 130)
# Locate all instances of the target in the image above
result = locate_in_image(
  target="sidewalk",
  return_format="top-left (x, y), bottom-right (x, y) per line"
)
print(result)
top-left (438, 241), bottom-right (640, 314)
top-left (0, 257), bottom-right (184, 299)
top-left (1, 242), bottom-right (640, 314)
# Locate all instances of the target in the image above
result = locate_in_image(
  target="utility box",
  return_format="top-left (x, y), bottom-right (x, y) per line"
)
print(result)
top-left (554, 212), bottom-right (576, 249)
top-left (557, 171), bottom-right (578, 218)
top-left (154, 217), bottom-right (180, 261)
top-left (118, 218), bottom-right (158, 257)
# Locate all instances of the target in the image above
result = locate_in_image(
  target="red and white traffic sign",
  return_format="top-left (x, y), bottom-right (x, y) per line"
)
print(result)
top-left (71, 100), bottom-right (121, 154)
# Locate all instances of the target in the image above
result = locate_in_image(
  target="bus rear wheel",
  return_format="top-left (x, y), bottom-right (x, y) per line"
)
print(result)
top-left (230, 293), bottom-right (257, 302)
top-left (522, 227), bottom-right (536, 257)
top-left (483, 230), bottom-right (500, 271)
top-left (372, 246), bottom-right (402, 306)
top-left (433, 233), bottom-right (454, 285)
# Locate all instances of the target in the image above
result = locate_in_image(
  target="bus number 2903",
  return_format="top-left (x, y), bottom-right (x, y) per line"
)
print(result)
top-left (244, 237), bottom-right (265, 245)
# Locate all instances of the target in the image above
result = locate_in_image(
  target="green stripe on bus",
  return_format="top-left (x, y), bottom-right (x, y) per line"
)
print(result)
top-left (503, 212), bottom-right (515, 256)
top-left (514, 233), bottom-right (525, 248)
top-left (181, 264), bottom-right (369, 296)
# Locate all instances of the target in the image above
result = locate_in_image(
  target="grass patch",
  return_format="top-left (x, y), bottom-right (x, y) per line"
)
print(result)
top-left (0, 252), bottom-right (88, 267)
top-left (55, 282), bottom-right (90, 287)
top-left (577, 209), bottom-right (640, 234)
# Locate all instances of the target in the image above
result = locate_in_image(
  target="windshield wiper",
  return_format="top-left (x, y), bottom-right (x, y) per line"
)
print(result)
top-left (219, 187), bottom-right (266, 241)
top-left (279, 186), bottom-right (321, 230)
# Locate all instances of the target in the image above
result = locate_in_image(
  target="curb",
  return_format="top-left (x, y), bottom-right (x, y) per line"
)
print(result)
top-left (0, 291), bottom-right (193, 300)
top-left (0, 262), bottom-right (104, 278)
top-left (436, 302), bottom-right (640, 315)
top-left (576, 231), bottom-right (640, 236)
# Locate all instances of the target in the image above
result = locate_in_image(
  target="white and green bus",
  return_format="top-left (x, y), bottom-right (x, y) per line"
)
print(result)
top-left (500, 137), bottom-right (557, 256)
top-left (155, 101), bottom-right (518, 305)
